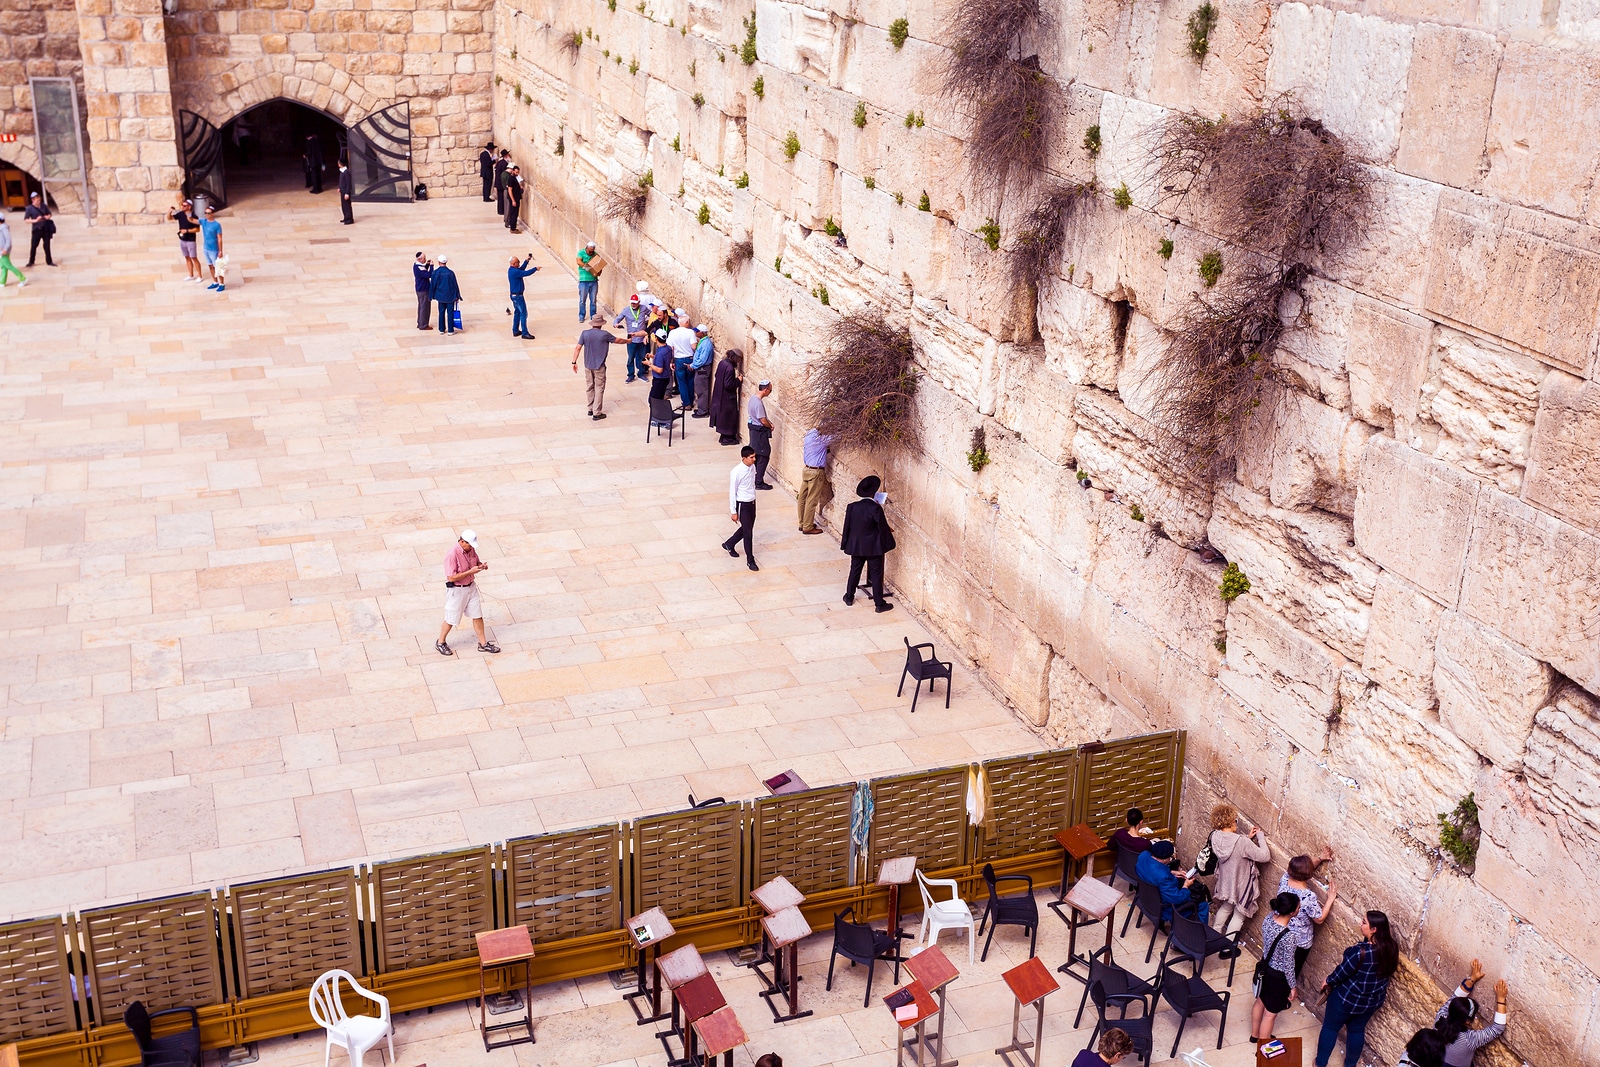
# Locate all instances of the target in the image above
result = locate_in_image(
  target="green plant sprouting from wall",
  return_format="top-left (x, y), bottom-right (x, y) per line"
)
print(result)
top-left (864, 176), bottom-right (876, 189)
top-left (1198, 249), bottom-right (1223, 287)
top-left (1218, 562), bottom-right (1250, 601)
top-left (1113, 183), bottom-right (1132, 209)
top-left (812, 284), bottom-right (830, 305)
top-left (734, 172), bottom-right (749, 188)
top-left (854, 101), bottom-right (868, 128)
top-left (697, 202), bottom-right (710, 225)
top-left (783, 131), bottom-right (801, 160)
top-left (967, 426), bottom-right (991, 472)
top-left (1159, 237), bottom-right (1174, 259)
top-left (823, 217), bottom-right (842, 238)
top-left (692, 92), bottom-right (705, 108)
top-left (1129, 503), bottom-right (1144, 523)
top-left (741, 10), bottom-right (758, 65)
top-left (917, 191), bottom-right (931, 211)
top-left (978, 217), bottom-right (1000, 251)
top-left (1187, 3), bottom-right (1218, 63)
top-left (1438, 793), bottom-right (1480, 870)
top-left (1083, 124), bottom-right (1101, 156)
top-left (752, 75), bottom-right (764, 98)
top-left (889, 17), bottom-right (910, 49)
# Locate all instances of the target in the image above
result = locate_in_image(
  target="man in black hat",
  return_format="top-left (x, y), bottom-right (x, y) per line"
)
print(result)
top-left (840, 475), bottom-right (895, 612)
top-left (478, 141), bottom-right (496, 201)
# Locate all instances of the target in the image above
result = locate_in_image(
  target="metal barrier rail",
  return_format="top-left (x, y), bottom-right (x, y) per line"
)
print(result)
top-left (2, 730), bottom-right (1184, 1067)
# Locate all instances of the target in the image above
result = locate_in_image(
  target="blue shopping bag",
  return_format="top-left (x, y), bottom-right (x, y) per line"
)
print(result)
top-left (452, 306), bottom-right (463, 331)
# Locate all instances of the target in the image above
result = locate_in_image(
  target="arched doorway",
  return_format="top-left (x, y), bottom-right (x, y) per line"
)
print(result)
top-left (0, 159), bottom-right (47, 212)
top-left (180, 98), bottom-right (415, 208)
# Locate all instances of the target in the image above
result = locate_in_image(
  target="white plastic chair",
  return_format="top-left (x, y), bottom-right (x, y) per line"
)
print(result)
top-left (309, 969), bottom-right (394, 1067)
top-left (915, 870), bottom-right (976, 963)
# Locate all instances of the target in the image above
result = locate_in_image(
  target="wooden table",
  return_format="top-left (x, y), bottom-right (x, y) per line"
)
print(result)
top-left (1053, 824), bottom-right (1107, 899)
top-left (624, 906), bottom-right (675, 1025)
top-left (656, 943), bottom-right (710, 1046)
top-left (883, 980), bottom-right (941, 1067)
top-left (692, 1006), bottom-right (748, 1067)
top-left (671, 972), bottom-right (727, 1067)
top-left (1, 1044), bottom-right (19, 1067)
top-left (757, 904), bottom-right (814, 1022)
top-left (763, 769), bottom-right (809, 794)
top-left (994, 956), bottom-right (1059, 1067)
top-left (1256, 1036), bottom-right (1303, 1067)
top-left (751, 875), bottom-right (805, 914)
top-left (474, 926), bottom-right (535, 1050)
top-left (902, 945), bottom-right (959, 1067)
top-left (1053, 875), bottom-right (1123, 985)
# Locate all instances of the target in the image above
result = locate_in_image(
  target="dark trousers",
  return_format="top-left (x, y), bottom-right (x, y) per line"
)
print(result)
top-left (675, 361), bottom-right (694, 407)
top-left (341, 196), bottom-right (353, 223)
top-left (481, 174), bottom-right (493, 200)
top-left (694, 365), bottom-right (711, 414)
top-left (1315, 994), bottom-right (1376, 1067)
top-left (505, 203), bottom-right (520, 232)
top-left (626, 342), bottom-right (648, 380)
top-left (438, 300), bottom-right (456, 332)
top-left (749, 424), bottom-right (772, 484)
top-left (311, 171), bottom-right (323, 193)
top-left (649, 375), bottom-right (670, 399)
top-left (416, 290), bottom-right (431, 329)
top-left (847, 555), bottom-right (886, 605)
top-left (28, 231), bottom-right (53, 266)
top-left (722, 500), bottom-right (756, 561)
top-left (496, 185), bottom-right (505, 214)
top-left (510, 294), bottom-right (528, 335)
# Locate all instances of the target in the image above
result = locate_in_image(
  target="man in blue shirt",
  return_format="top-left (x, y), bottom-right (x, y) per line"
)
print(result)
top-left (797, 429), bottom-right (832, 533)
top-left (691, 325), bottom-right (714, 416)
top-left (1136, 839), bottom-right (1208, 925)
top-left (413, 253), bottom-right (433, 330)
top-left (613, 296), bottom-right (650, 382)
top-left (507, 253), bottom-right (539, 339)
top-left (200, 206), bottom-right (225, 291)
top-left (428, 254), bottom-right (462, 333)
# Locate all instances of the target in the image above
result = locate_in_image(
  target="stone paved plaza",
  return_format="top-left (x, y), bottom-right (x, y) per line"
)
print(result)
top-left (0, 188), bottom-right (1043, 922)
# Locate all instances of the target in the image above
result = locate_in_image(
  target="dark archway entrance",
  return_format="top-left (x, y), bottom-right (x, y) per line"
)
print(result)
top-left (179, 98), bottom-right (415, 208)
top-left (1, 159), bottom-right (48, 212)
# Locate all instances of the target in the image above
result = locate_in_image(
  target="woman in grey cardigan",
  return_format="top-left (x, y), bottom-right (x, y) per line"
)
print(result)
top-left (1208, 802), bottom-right (1271, 934)
top-left (1433, 958), bottom-right (1509, 1066)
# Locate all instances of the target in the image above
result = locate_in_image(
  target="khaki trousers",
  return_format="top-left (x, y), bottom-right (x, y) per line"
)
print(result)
top-left (797, 466), bottom-right (828, 529)
top-left (585, 364), bottom-right (607, 413)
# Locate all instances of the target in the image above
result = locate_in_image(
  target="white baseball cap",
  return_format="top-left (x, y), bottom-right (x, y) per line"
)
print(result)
top-left (674, 307), bottom-right (688, 317)
top-left (458, 529), bottom-right (478, 546)
top-left (695, 323), bottom-right (709, 332)
top-left (437, 254), bottom-right (449, 264)
top-left (637, 281), bottom-right (650, 291)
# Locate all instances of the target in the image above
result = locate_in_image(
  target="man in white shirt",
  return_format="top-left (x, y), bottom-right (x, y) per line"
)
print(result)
top-left (666, 310), bottom-right (698, 406)
top-left (720, 446), bottom-right (760, 571)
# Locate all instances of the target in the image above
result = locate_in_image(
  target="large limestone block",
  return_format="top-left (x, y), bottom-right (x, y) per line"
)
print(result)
top-left (1434, 611), bottom-right (1555, 771)
top-left (1322, 12), bottom-right (1412, 164)
top-left (1117, 209), bottom-right (1178, 327)
top-left (1459, 489), bottom-right (1600, 695)
top-left (1189, 684), bottom-right (1298, 827)
top-left (1416, 326), bottom-right (1545, 494)
top-left (1272, 276), bottom-right (1354, 411)
top-left (1347, 296), bottom-right (1431, 434)
top-left (1525, 684), bottom-right (1600, 833)
top-left (1208, 481), bottom-right (1377, 661)
top-left (1394, 24), bottom-right (1498, 190)
top-left (1218, 595), bottom-right (1348, 754)
top-left (1353, 436), bottom-right (1478, 607)
top-left (1094, 92), bottom-right (1165, 211)
top-left (1265, 389), bottom-right (1372, 517)
top-left (1361, 572), bottom-right (1442, 710)
top-left (1045, 655), bottom-right (1117, 746)
top-left (1321, 166), bottom-right (1439, 311)
top-left (1263, 2), bottom-right (1333, 114)
top-left (989, 349), bottom-right (1078, 468)
top-left (909, 295), bottom-right (994, 409)
top-left (1143, 0), bottom-right (1273, 120)
top-left (1070, 389), bottom-right (1214, 548)
top-left (1036, 282), bottom-right (1124, 391)
top-left (1425, 198), bottom-right (1600, 379)
top-left (1090, 503), bottom-right (1227, 667)
top-left (1112, 312), bottom-right (1165, 424)
top-left (1484, 43), bottom-right (1600, 227)
top-left (1329, 673), bottom-right (1481, 839)
top-left (1525, 371), bottom-right (1600, 534)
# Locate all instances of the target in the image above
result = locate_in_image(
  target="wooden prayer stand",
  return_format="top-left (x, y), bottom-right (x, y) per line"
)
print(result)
top-left (692, 1006), bottom-right (748, 1067)
top-left (883, 979), bottom-right (941, 1067)
top-left (995, 956), bottom-right (1059, 1067)
top-left (474, 926), bottom-right (535, 1050)
top-left (1052, 823), bottom-right (1107, 903)
top-left (756, 905), bottom-right (814, 1022)
top-left (655, 943), bottom-right (709, 1050)
top-left (624, 906), bottom-right (675, 1025)
top-left (901, 945), bottom-right (960, 1067)
top-left (664, 972), bottom-right (725, 1067)
top-left (1054, 875), bottom-right (1123, 986)
top-left (746, 875), bottom-right (805, 970)
top-left (876, 856), bottom-right (918, 979)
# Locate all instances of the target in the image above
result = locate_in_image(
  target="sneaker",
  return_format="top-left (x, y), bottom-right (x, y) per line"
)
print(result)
top-left (592, 413), bottom-right (607, 420)
top-left (215, 285), bottom-right (224, 292)
top-left (17, 280), bottom-right (26, 289)
top-left (477, 642), bottom-right (501, 654)
top-left (435, 640), bottom-right (454, 656)
top-left (747, 561), bottom-right (760, 571)
top-left (692, 412), bottom-right (709, 418)
top-left (874, 602), bottom-right (895, 613)
top-left (207, 283), bottom-right (219, 290)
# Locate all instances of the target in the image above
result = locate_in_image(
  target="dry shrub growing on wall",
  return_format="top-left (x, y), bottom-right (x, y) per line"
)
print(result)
top-left (599, 180), bottom-right (648, 223)
top-left (722, 238), bottom-right (754, 275)
top-left (1009, 180), bottom-right (1095, 295)
top-left (796, 310), bottom-right (921, 456)
top-left (1140, 103), bottom-right (1371, 479)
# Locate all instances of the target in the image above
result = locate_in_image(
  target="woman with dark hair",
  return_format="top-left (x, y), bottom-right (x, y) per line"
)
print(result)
top-left (1431, 958), bottom-right (1509, 1066)
top-left (1313, 910), bottom-right (1401, 1067)
top-left (1070, 1027), bottom-right (1136, 1067)
top-left (1251, 891), bottom-right (1310, 1043)
top-left (710, 348), bottom-right (744, 445)
top-left (1398, 1028), bottom-right (1450, 1067)
top-left (1280, 848), bottom-right (1337, 977)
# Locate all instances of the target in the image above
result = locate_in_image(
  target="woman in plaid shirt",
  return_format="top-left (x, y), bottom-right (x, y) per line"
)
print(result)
top-left (1314, 910), bottom-right (1400, 1067)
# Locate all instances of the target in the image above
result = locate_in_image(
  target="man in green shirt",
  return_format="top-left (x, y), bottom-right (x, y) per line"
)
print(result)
top-left (576, 240), bottom-right (601, 321)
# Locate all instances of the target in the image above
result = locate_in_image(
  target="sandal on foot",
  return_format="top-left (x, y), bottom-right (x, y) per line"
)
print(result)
top-left (478, 642), bottom-right (501, 654)
top-left (435, 640), bottom-right (454, 656)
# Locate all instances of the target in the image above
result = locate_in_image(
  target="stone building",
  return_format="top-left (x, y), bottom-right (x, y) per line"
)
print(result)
top-left (5, 0), bottom-right (1600, 1062)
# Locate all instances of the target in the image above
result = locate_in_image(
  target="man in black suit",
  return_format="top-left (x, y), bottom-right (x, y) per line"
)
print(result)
top-left (337, 160), bottom-right (354, 224)
top-left (478, 141), bottom-right (496, 200)
top-left (504, 165), bottom-right (523, 232)
top-left (840, 475), bottom-right (896, 612)
top-left (494, 149), bottom-right (510, 215)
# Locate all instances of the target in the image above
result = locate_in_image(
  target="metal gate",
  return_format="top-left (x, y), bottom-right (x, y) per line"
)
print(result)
top-left (179, 109), bottom-right (226, 208)
top-left (347, 102), bottom-right (413, 201)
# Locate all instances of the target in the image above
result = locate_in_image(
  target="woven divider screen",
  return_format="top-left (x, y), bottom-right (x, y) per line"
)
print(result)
top-left (226, 869), bottom-right (362, 999)
top-left (867, 766), bottom-right (969, 873)
top-left (632, 804), bottom-right (743, 918)
top-left (506, 823), bottom-right (622, 943)
top-left (371, 847), bottom-right (494, 973)
top-left (1079, 730), bottom-right (1185, 839)
top-left (751, 785), bottom-right (855, 896)
top-left (81, 893), bottom-right (224, 1020)
top-left (0, 918), bottom-right (76, 1042)
top-left (978, 748), bottom-right (1080, 860)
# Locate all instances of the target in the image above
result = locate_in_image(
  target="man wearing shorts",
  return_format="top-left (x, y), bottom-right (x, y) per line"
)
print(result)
top-left (169, 198), bottom-right (202, 282)
top-left (436, 529), bottom-right (500, 655)
top-left (200, 206), bottom-right (226, 291)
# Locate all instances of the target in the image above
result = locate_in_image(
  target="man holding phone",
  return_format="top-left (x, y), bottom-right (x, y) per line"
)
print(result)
top-left (437, 530), bottom-right (499, 655)
top-left (507, 253), bottom-right (539, 339)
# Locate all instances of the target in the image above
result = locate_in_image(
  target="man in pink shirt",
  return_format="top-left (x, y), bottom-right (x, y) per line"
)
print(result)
top-left (436, 529), bottom-right (499, 655)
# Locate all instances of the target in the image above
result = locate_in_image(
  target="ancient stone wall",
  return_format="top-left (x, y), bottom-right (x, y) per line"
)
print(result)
top-left (0, 0), bottom-right (89, 212)
top-left (495, 0), bottom-right (1600, 1062)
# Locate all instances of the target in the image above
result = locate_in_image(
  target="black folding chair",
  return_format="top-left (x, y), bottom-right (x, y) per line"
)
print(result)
top-left (1122, 879), bottom-right (1170, 962)
top-left (897, 637), bottom-right (952, 712)
top-left (1158, 909), bottom-right (1242, 986)
top-left (1109, 840), bottom-right (1142, 893)
top-left (1085, 980), bottom-right (1154, 1066)
top-left (977, 863), bottom-right (1038, 961)
top-left (1158, 964), bottom-right (1231, 1055)
top-left (1072, 945), bottom-right (1158, 1028)
top-left (825, 907), bottom-right (901, 1006)
top-left (647, 395), bottom-right (686, 445)
top-left (123, 1002), bottom-right (201, 1067)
